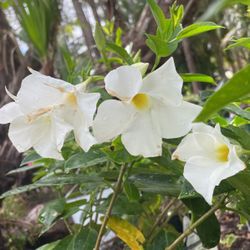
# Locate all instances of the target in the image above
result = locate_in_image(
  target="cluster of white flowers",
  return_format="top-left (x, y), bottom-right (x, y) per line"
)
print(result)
top-left (0, 58), bottom-right (245, 204)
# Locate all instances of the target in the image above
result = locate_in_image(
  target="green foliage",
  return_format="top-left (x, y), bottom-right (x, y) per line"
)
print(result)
top-left (226, 37), bottom-right (250, 50)
top-left (1, 1), bottom-right (250, 250)
top-left (195, 64), bottom-right (250, 122)
top-left (183, 198), bottom-right (220, 248)
top-left (180, 73), bottom-right (216, 85)
top-left (13, 0), bottom-right (60, 59)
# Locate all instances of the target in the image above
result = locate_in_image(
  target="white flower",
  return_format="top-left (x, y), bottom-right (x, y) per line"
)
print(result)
top-left (0, 69), bottom-right (100, 159)
top-left (172, 123), bottom-right (245, 204)
top-left (93, 57), bottom-right (202, 157)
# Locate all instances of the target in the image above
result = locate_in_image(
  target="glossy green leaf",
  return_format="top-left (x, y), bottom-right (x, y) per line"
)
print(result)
top-left (183, 198), bottom-right (220, 248)
top-left (180, 73), bottom-right (216, 85)
top-left (65, 149), bottom-right (107, 170)
top-left (0, 174), bottom-right (103, 199)
top-left (146, 34), bottom-right (178, 57)
top-left (147, 0), bottom-right (166, 32)
top-left (97, 195), bottom-right (144, 215)
top-left (94, 22), bottom-right (106, 51)
top-left (39, 198), bottom-right (66, 234)
top-left (226, 37), bottom-right (250, 50)
top-left (145, 228), bottom-right (182, 250)
top-left (7, 163), bottom-right (43, 175)
top-left (221, 125), bottom-right (250, 150)
top-left (228, 170), bottom-right (250, 197)
top-left (176, 22), bottom-right (222, 40)
top-left (106, 42), bottom-right (133, 64)
top-left (129, 173), bottom-right (181, 196)
top-left (224, 104), bottom-right (250, 121)
top-left (21, 151), bottom-right (41, 165)
top-left (102, 137), bottom-right (137, 164)
top-left (195, 64), bottom-right (250, 122)
top-left (124, 180), bottom-right (140, 201)
top-left (39, 228), bottom-right (98, 250)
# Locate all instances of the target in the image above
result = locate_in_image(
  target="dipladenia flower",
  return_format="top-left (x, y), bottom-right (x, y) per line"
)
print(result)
top-left (0, 69), bottom-right (100, 159)
top-left (172, 123), bottom-right (245, 204)
top-left (93, 57), bottom-right (202, 157)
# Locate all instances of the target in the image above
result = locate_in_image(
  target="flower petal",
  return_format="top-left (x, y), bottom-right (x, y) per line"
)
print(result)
top-left (76, 92), bottom-right (100, 125)
top-left (0, 102), bottom-right (22, 124)
top-left (152, 100), bottom-right (202, 139)
top-left (172, 132), bottom-right (217, 161)
top-left (73, 110), bottom-right (97, 151)
top-left (121, 111), bottom-right (162, 157)
top-left (33, 114), bottom-right (72, 160)
top-left (17, 71), bottom-right (69, 114)
top-left (105, 66), bottom-right (142, 101)
top-left (141, 57), bottom-right (183, 106)
top-left (93, 100), bottom-right (135, 143)
top-left (8, 116), bottom-right (37, 152)
top-left (183, 156), bottom-right (226, 204)
top-left (184, 151), bottom-right (245, 205)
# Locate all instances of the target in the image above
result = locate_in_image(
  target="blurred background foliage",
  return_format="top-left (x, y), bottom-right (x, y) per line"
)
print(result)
top-left (0, 0), bottom-right (249, 249)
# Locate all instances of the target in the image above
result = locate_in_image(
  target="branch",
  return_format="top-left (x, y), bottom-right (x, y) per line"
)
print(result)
top-left (165, 195), bottom-right (226, 250)
top-left (94, 164), bottom-right (127, 250)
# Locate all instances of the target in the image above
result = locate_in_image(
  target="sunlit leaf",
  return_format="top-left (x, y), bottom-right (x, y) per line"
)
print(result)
top-left (180, 73), bottom-right (216, 85)
top-left (107, 216), bottom-right (145, 250)
top-left (176, 22), bottom-right (222, 40)
top-left (195, 64), bottom-right (250, 122)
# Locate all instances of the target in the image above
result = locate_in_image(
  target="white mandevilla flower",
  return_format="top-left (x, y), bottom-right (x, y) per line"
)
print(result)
top-left (172, 123), bottom-right (245, 204)
top-left (0, 69), bottom-right (100, 160)
top-left (93, 57), bottom-right (202, 157)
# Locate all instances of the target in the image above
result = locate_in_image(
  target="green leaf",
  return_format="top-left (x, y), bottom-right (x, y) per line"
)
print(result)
top-left (123, 180), bottom-right (140, 201)
top-left (0, 174), bottom-right (103, 199)
top-left (147, 0), bottom-right (166, 33)
top-left (36, 241), bottom-right (60, 250)
top-left (226, 37), bottom-right (250, 50)
top-left (39, 228), bottom-right (98, 250)
top-left (106, 42), bottom-right (133, 64)
top-left (145, 228), bottom-right (182, 250)
top-left (146, 34), bottom-right (178, 57)
top-left (179, 178), bottom-right (234, 200)
top-left (228, 170), bottom-right (250, 197)
top-left (176, 22), bottom-right (222, 40)
top-left (65, 149), bottom-right (107, 170)
top-left (224, 104), bottom-right (250, 121)
top-left (97, 195), bottom-right (143, 215)
top-left (21, 151), bottom-right (41, 165)
top-left (221, 125), bottom-right (250, 150)
top-left (66, 228), bottom-right (98, 250)
top-left (7, 163), bottom-right (43, 175)
top-left (94, 22), bottom-right (106, 51)
top-left (180, 73), bottom-right (216, 85)
top-left (39, 198), bottom-right (66, 234)
top-left (195, 64), bottom-right (250, 122)
top-left (129, 173), bottom-right (181, 196)
top-left (101, 137), bottom-right (137, 164)
top-left (183, 198), bottom-right (220, 248)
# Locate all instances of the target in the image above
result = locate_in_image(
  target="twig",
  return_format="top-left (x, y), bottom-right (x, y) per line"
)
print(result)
top-left (147, 198), bottom-right (176, 242)
top-left (94, 164), bottom-right (127, 250)
top-left (165, 195), bottom-right (226, 250)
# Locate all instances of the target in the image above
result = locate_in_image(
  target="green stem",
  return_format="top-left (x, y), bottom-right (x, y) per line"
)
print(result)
top-left (101, 50), bottom-right (111, 69)
top-left (94, 164), bottom-right (127, 250)
top-left (151, 56), bottom-right (161, 72)
top-left (165, 195), bottom-right (226, 250)
top-left (147, 198), bottom-right (176, 243)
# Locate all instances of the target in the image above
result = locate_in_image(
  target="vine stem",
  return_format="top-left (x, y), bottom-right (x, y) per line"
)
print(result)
top-left (147, 198), bottom-right (176, 242)
top-left (94, 164), bottom-right (127, 250)
top-left (165, 195), bottom-right (227, 250)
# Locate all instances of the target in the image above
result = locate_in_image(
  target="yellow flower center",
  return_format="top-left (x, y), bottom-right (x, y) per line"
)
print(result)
top-left (64, 92), bottom-right (77, 106)
top-left (131, 93), bottom-right (150, 110)
top-left (216, 144), bottom-right (229, 162)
